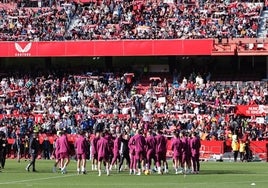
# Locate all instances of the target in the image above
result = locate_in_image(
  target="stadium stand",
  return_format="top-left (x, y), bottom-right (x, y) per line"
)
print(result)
top-left (1, 1), bottom-right (268, 162)
top-left (0, 0), bottom-right (266, 41)
top-left (0, 71), bottom-right (268, 160)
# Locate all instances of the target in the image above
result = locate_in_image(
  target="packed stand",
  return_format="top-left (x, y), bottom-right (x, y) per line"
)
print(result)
top-left (0, 0), bottom-right (265, 40)
top-left (0, 0), bottom-right (76, 41)
top-left (0, 71), bottom-right (268, 142)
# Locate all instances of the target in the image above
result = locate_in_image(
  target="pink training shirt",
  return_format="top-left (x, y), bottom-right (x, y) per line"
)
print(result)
top-left (58, 134), bottom-right (70, 154)
top-left (75, 135), bottom-right (88, 155)
top-left (97, 136), bottom-right (109, 158)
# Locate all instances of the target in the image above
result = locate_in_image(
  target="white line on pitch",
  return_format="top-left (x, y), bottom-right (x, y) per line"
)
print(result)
top-left (0, 174), bottom-right (76, 185)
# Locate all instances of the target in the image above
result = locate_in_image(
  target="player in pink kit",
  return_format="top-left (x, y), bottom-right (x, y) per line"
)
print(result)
top-left (52, 131), bottom-right (60, 173)
top-left (97, 131), bottom-right (110, 176)
top-left (190, 132), bottom-right (201, 174)
top-left (171, 131), bottom-right (182, 174)
top-left (91, 132), bottom-right (100, 171)
top-left (132, 129), bottom-right (146, 175)
top-left (145, 130), bottom-right (156, 173)
top-left (58, 130), bottom-right (70, 174)
top-left (74, 130), bottom-right (88, 174)
top-left (180, 131), bottom-right (191, 174)
top-left (155, 130), bottom-right (168, 174)
top-left (128, 133), bottom-right (136, 175)
top-left (110, 133), bottom-right (122, 171)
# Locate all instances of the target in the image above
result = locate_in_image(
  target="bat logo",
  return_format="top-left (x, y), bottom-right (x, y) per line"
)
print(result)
top-left (15, 43), bottom-right (32, 53)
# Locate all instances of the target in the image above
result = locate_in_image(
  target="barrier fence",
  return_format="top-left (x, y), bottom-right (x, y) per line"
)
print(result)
top-left (4, 134), bottom-right (268, 161)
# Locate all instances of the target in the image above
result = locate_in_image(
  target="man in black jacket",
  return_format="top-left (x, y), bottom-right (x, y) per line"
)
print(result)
top-left (0, 131), bottom-right (7, 169)
top-left (0, 131), bottom-right (3, 171)
top-left (118, 133), bottom-right (130, 172)
top-left (26, 133), bottom-right (40, 172)
top-left (42, 136), bottom-right (51, 160)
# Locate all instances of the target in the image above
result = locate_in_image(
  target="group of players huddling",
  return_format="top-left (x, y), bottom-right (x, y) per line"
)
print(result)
top-left (53, 127), bottom-right (201, 176)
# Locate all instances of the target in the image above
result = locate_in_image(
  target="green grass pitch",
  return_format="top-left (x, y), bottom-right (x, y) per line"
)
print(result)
top-left (0, 159), bottom-right (268, 188)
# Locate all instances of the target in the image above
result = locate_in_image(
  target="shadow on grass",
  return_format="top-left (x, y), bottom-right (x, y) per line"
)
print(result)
top-left (200, 169), bottom-right (255, 175)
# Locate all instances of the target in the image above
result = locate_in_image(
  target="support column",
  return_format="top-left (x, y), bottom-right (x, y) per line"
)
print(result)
top-left (0, 57), bottom-right (2, 69)
top-left (45, 57), bottom-right (52, 71)
top-left (252, 56), bottom-right (255, 69)
top-left (266, 56), bottom-right (268, 79)
top-left (237, 56), bottom-right (241, 71)
top-left (168, 56), bottom-right (176, 74)
top-left (105, 56), bottom-right (113, 71)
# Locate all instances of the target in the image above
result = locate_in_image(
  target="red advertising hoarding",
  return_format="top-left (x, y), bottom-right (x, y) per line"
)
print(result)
top-left (0, 40), bottom-right (213, 57)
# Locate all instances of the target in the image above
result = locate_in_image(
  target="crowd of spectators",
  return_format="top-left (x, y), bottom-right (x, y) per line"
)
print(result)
top-left (0, 0), bottom-right (76, 41)
top-left (0, 70), bottom-right (268, 149)
top-left (0, 0), bottom-right (265, 41)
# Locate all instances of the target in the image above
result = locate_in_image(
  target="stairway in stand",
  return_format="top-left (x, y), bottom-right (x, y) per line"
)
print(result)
top-left (257, 9), bottom-right (268, 38)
